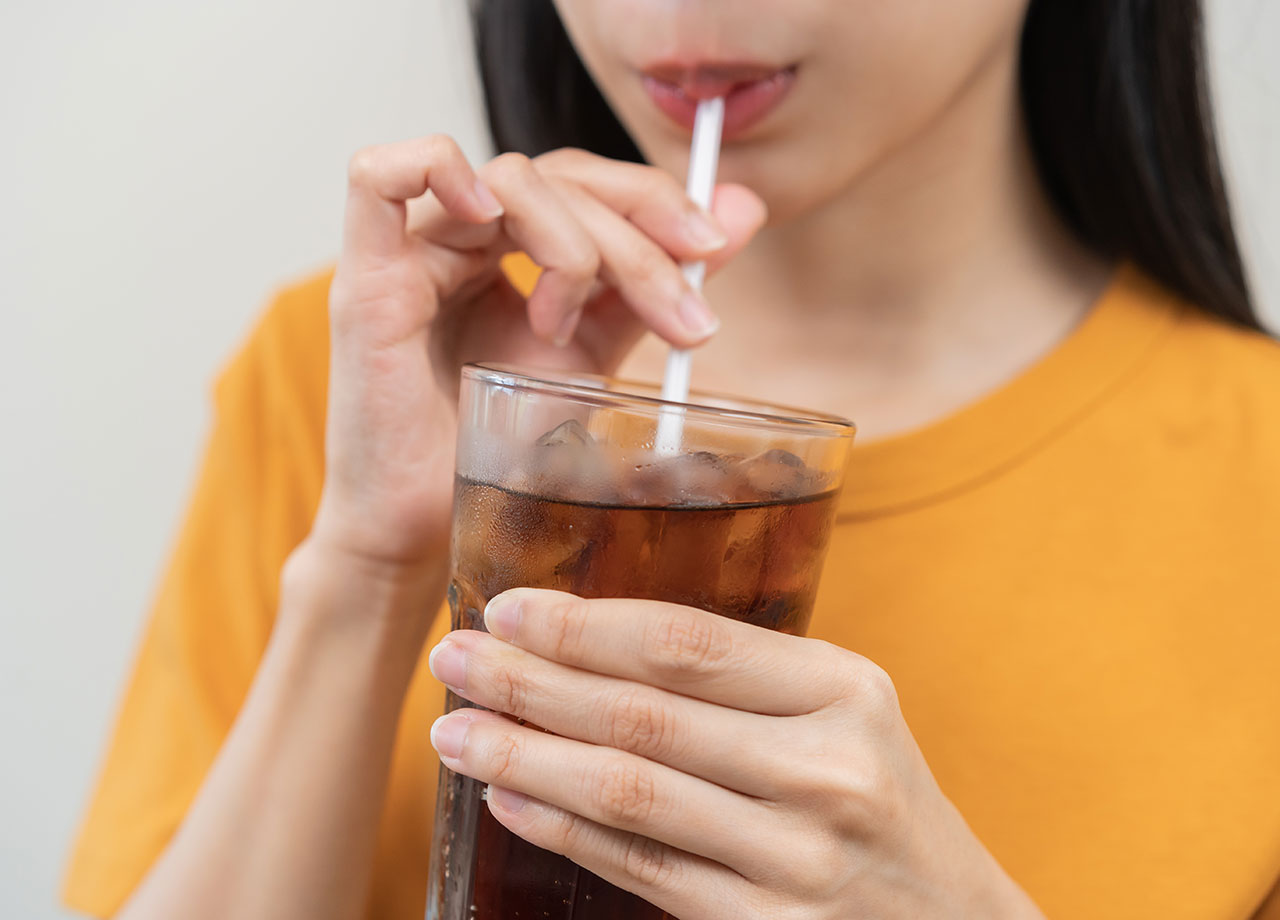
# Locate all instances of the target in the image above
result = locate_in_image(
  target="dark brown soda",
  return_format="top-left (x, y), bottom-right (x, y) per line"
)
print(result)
top-left (431, 477), bottom-right (838, 920)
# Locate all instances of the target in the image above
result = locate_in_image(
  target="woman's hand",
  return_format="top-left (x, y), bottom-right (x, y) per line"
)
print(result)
top-left (310, 137), bottom-right (767, 575)
top-left (427, 589), bottom-right (1045, 920)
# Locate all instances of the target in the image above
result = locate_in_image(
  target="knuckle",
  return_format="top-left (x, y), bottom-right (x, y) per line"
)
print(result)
top-left (802, 753), bottom-right (898, 836)
top-left (619, 834), bottom-right (675, 890)
top-left (593, 759), bottom-right (658, 826)
top-left (484, 151), bottom-right (534, 186)
top-left (626, 245), bottom-right (673, 285)
top-left (645, 612), bottom-right (733, 677)
top-left (606, 688), bottom-right (676, 759)
top-left (845, 761), bottom-right (901, 831)
top-left (783, 837), bottom-right (848, 899)
top-left (346, 146), bottom-right (382, 186)
top-left (816, 642), bottom-right (897, 712)
top-left (559, 242), bottom-right (600, 283)
top-left (535, 146), bottom-right (589, 171)
top-left (421, 132), bottom-right (462, 161)
top-left (487, 665), bottom-right (529, 718)
top-left (851, 657), bottom-right (899, 715)
top-left (487, 731), bottom-right (525, 785)
top-left (543, 806), bottom-right (589, 857)
top-left (545, 597), bottom-right (591, 661)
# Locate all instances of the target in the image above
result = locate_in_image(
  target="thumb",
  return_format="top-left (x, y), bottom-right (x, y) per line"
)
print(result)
top-left (705, 183), bottom-right (768, 275)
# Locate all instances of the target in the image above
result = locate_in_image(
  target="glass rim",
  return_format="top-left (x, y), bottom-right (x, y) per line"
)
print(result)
top-left (462, 363), bottom-right (856, 438)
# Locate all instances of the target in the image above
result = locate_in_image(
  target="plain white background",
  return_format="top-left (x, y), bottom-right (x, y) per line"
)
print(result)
top-left (0, 2), bottom-right (1276, 917)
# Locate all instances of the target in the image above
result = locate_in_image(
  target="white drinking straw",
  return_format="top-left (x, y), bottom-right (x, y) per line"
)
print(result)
top-left (656, 96), bottom-right (725, 453)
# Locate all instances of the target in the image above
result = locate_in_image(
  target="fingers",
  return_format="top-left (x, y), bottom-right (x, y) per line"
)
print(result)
top-left (342, 135), bottom-right (502, 266)
top-left (702, 183), bottom-right (769, 274)
top-left (536, 149), bottom-right (767, 268)
top-left (430, 708), bottom-right (773, 875)
top-left (482, 589), bottom-right (852, 715)
top-left (485, 786), bottom-right (749, 920)
top-left (456, 152), bottom-right (726, 348)
top-left (471, 153), bottom-right (605, 346)
top-left (430, 629), bottom-right (791, 796)
top-left (537, 150), bottom-right (729, 253)
top-left (407, 148), bottom-right (766, 348)
top-left (549, 179), bottom-right (719, 346)
top-left (344, 143), bottom-right (767, 350)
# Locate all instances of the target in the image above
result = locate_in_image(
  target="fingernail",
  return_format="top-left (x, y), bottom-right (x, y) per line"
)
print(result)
top-left (428, 640), bottom-right (468, 691)
top-left (553, 305), bottom-right (583, 348)
top-left (485, 593), bottom-right (522, 641)
top-left (473, 179), bottom-right (504, 219)
top-left (678, 291), bottom-right (719, 339)
top-left (430, 713), bottom-right (470, 760)
top-left (488, 785), bottom-right (527, 814)
top-left (684, 210), bottom-right (728, 251)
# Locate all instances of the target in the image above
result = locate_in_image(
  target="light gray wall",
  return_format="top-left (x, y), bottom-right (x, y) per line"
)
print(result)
top-left (0, 2), bottom-right (1275, 917)
top-left (1211, 0), bottom-right (1280, 319)
top-left (0, 3), bottom-right (488, 917)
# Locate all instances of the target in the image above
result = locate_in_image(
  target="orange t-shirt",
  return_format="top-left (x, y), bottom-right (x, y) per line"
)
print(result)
top-left (64, 257), bottom-right (1280, 919)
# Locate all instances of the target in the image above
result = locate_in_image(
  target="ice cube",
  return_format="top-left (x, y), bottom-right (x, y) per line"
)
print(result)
top-left (667, 450), bottom-right (739, 505)
top-left (731, 448), bottom-right (815, 502)
top-left (531, 418), bottom-right (611, 501)
top-left (535, 418), bottom-right (594, 448)
top-left (622, 450), bottom-right (741, 506)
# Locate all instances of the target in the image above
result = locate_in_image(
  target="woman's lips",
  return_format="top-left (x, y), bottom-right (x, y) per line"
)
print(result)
top-left (641, 64), bottom-right (797, 140)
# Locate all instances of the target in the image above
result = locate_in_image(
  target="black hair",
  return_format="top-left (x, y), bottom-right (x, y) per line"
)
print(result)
top-left (472, 0), bottom-right (1261, 330)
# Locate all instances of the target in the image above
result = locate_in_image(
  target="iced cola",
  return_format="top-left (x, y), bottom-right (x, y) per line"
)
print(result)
top-left (428, 366), bottom-right (854, 920)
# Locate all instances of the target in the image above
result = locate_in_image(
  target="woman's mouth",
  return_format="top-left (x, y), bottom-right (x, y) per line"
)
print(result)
top-left (641, 62), bottom-right (798, 141)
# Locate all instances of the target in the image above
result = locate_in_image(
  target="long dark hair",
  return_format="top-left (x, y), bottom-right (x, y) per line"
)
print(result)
top-left (472, 0), bottom-right (1261, 331)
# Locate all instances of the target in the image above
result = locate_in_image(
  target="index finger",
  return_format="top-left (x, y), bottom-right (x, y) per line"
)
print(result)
top-left (481, 588), bottom-right (846, 715)
top-left (535, 150), bottom-right (728, 257)
top-left (343, 135), bottom-right (504, 266)
top-left (536, 149), bottom-right (766, 272)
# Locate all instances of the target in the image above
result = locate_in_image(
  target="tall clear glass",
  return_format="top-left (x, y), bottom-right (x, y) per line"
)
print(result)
top-left (427, 363), bottom-right (855, 920)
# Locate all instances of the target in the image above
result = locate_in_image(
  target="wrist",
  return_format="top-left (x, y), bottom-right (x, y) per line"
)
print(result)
top-left (309, 487), bottom-right (454, 572)
top-left (923, 796), bottom-right (1045, 920)
top-left (276, 535), bottom-right (450, 682)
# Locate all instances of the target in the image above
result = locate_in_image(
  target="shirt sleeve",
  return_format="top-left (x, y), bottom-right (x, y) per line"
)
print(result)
top-left (1255, 878), bottom-right (1280, 920)
top-left (61, 271), bottom-right (333, 917)
top-left (63, 255), bottom-right (538, 918)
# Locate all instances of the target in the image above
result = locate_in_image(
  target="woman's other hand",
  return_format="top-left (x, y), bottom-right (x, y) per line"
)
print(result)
top-left (311, 138), bottom-right (766, 577)
top-left (427, 589), bottom-right (1045, 920)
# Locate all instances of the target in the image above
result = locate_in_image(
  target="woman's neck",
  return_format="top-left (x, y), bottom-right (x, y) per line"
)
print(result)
top-left (691, 43), bottom-right (1110, 440)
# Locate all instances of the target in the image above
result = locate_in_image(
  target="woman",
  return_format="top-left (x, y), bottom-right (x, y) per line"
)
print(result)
top-left (64, 0), bottom-right (1280, 918)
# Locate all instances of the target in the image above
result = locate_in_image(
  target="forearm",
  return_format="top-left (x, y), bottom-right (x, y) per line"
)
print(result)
top-left (119, 540), bottom-right (446, 920)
